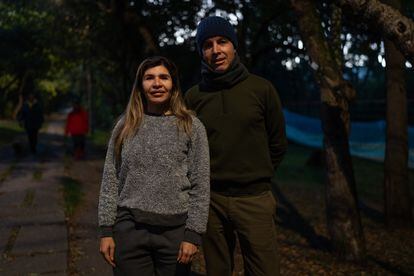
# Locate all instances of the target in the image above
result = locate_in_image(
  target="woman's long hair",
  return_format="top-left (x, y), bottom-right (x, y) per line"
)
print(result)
top-left (114, 56), bottom-right (193, 161)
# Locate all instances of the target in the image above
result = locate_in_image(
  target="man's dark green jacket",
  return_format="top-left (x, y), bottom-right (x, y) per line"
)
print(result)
top-left (185, 74), bottom-right (287, 195)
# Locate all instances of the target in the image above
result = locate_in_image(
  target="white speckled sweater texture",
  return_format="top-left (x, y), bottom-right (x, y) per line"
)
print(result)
top-left (98, 114), bottom-right (210, 243)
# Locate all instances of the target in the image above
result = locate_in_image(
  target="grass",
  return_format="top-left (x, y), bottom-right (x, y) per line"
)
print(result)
top-left (89, 129), bottom-right (110, 148)
top-left (276, 144), bottom-right (324, 189)
top-left (21, 189), bottom-right (35, 208)
top-left (2, 226), bottom-right (21, 260)
top-left (276, 143), bottom-right (414, 201)
top-left (32, 169), bottom-right (43, 181)
top-left (0, 120), bottom-right (22, 147)
top-left (0, 162), bottom-right (16, 184)
top-left (60, 176), bottom-right (83, 217)
top-left (63, 154), bottom-right (73, 172)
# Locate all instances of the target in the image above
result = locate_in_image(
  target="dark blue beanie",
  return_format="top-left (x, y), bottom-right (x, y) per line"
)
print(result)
top-left (196, 16), bottom-right (238, 55)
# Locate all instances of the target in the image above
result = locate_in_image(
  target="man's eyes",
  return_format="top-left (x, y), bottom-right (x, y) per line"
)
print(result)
top-left (203, 39), bottom-right (229, 50)
top-left (203, 43), bottom-right (213, 50)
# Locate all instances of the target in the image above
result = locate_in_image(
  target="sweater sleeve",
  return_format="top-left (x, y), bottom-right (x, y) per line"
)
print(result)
top-left (265, 83), bottom-right (288, 171)
top-left (98, 119), bottom-right (123, 237)
top-left (184, 117), bottom-right (210, 245)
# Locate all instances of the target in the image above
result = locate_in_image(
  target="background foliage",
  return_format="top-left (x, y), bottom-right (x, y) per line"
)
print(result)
top-left (0, 0), bottom-right (413, 129)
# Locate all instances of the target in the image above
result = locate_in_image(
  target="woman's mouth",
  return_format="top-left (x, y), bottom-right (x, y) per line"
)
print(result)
top-left (150, 91), bottom-right (165, 97)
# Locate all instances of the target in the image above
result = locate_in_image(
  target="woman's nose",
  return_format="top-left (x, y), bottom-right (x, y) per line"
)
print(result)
top-left (153, 78), bottom-right (161, 86)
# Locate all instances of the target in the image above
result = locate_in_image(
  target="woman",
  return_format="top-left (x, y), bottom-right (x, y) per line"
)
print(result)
top-left (98, 56), bottom-right (210, 276)
top-left (65, 97), bottom-right (89, 159)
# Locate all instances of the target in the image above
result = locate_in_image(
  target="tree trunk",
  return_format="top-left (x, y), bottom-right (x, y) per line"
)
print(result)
top-left (85, 63), bottom-right (93, 135)
top-left (12, 71), bottom-right (29, 119)
top-left (291, 0), bottom-right (366, 261)
top-left (383, 0), bottom-right (412, 228)
top-left (338, 0), bottom-right (414, 64)
top-left (330, 3), bottom-right (343, 69)
top-left (101, 0), bottom-right (160, 55)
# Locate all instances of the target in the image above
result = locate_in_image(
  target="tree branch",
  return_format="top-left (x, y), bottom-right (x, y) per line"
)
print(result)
top-left (338, 0), bottom-right (414, 63)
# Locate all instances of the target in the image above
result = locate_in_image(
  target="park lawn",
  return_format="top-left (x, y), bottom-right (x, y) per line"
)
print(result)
top-left (271, 143), bottom-right (414, 275)
top-left (0, 120), bottom-right (23, 147)
top-left (89, 129), bottom-right (111, 148)
top-left (276, 142), bottom-right (414, 201)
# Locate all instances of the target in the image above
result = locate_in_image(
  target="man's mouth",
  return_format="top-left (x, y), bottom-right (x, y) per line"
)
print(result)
top-left (214, 58), bottom-right (226, 66)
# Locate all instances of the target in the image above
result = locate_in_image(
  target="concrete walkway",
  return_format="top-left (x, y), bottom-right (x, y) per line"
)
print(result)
top-left (0, 113), bottom-right (68, 275)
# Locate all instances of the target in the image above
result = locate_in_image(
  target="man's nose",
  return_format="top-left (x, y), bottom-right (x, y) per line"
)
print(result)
top-left (212, 42), bottom-right (220, 54)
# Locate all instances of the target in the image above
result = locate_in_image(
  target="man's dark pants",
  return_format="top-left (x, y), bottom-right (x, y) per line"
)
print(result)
top-left (26, 128), bottom-right (39, 154)
top-left (203, 190), bottom-right (280, 276)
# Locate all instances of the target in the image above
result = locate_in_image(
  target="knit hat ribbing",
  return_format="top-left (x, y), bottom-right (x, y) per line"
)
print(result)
top-left (196, 16), bottom-right (238, 55)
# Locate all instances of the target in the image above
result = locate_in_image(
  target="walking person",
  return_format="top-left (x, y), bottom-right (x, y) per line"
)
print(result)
top-left (185, 16), bottom-right (288, 276)
top-left (98, 56), bottom-right (210, 276)
top-left (65, 97), bottom-right (89, 159)
top-left (17, 92), bottom-right (44, 155)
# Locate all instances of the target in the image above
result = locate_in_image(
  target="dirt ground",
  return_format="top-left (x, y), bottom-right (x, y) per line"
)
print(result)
top-left (67, 143), bottom-right (414, 276)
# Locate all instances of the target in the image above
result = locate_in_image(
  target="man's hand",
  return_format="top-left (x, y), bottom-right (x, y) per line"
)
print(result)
top-left (100, 237), bottom-right (116, 267)
top-left (177, 241), bottom-right (198, 264)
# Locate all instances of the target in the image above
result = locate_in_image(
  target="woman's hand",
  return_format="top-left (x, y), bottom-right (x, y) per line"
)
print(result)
top-left (177, 241), bottom-right (198, 264)
top-left (100, 237), bottom-right (116, 267)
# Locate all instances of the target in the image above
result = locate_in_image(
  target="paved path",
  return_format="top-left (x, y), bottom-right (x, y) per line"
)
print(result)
top-left (0, 112), bottom-right (68, 275)
top-left (67, 155), bottom-right (112, 276)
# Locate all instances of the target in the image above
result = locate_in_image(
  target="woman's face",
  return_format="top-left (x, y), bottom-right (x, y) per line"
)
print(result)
top-left (142, 65), bottom-right (173, 109)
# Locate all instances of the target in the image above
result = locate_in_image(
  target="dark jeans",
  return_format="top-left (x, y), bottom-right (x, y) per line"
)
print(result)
top-left (26, 128), bottom-right (39, 154)
top-left (113, 220), bottom-right (190, 276)
top-left (72, 135), bottom-right (85, 158)
top-left (203, 190), bottom-right (280, 276)
top-left (72, 135), bottom-right (85, 151)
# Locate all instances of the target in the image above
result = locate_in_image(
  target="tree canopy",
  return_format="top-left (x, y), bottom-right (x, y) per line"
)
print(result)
top-left (0, 0), bottom-right (413, 127)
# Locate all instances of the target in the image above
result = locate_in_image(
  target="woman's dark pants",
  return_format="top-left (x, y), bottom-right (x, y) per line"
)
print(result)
top-left (113, 220), bottom-right (190, 276)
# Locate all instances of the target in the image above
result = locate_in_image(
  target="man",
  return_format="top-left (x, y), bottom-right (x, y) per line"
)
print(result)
top-left (185, 16), bottom-right (288, 276)
top-left (17, 92), bottom-right (44, 155)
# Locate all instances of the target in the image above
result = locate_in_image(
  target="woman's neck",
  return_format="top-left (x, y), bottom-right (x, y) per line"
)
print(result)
top-left (146, 104), bottom-right (171, 116)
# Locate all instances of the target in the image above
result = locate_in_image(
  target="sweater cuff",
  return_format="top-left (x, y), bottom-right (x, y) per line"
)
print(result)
top-left (183, 229), bottom-right (202, 246)
top-left (99, 226), bottom-right (113, 237)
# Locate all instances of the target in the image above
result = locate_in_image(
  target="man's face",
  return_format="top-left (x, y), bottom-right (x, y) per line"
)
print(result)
top-left (202, 36), bottom-right (235, 72)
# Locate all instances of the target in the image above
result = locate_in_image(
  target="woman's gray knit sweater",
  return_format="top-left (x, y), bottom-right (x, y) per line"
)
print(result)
top-left (98, 114), bottom-right (210, 245)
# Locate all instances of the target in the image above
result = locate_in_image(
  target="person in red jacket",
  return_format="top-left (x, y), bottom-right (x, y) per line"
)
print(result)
top-left (65, 98), bottom-right (89, 159)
